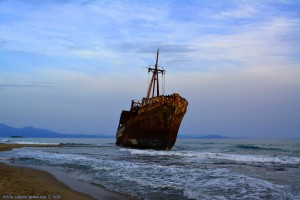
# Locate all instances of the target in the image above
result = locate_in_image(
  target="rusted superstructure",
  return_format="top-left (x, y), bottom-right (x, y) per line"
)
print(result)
top-left (116, 49), bottom-right (188, 150)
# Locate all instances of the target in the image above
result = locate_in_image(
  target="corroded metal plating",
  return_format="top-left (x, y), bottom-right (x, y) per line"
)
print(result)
top-left (116, 49), bottom-right (188, 150)
top-left (116, 94), bottom-right (188, 150)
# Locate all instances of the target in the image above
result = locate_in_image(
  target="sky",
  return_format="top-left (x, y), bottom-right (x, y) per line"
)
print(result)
top-left (0, 0), bottom-right (299, 138)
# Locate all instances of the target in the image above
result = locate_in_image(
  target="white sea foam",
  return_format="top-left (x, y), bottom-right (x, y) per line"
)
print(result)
top-left (120, 148), bottom-right (300, 165)
top-left (1, 141), bottom-right (299, 200)
top-left (181, 171), bottom-right (298, 200)
top-left (195, 152), bottom-right (300, 165)
top-left (122, 175), bottom-right (182, 190)
top-left (0, 139), bottom-right (59, 145)
top-left (119, 148), bottom-right (195, 157)
top-left (8, 148), bottom-right (91, 165)
top-left (14, 141), bottom-right (60, 145)
top-left (109, 155), bottom-right (299, 200)
top-left (93, 166), bottom-right (111, 171)
top-left (17, 147), bottom-right (293, 200)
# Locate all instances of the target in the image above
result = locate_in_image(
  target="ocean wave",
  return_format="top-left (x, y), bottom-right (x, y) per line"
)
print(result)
top-left (182, 173), bottom-right (299, 200)
top-left (119, 148), bottom-right (195, 157)
top-left (59, 143), bottom-right (91, 146)
top-left (120, 148), bottom-right (300, 165)
top-left (111, 155), bottom-right (299, 200)
top-left (196, 152), bottom-right (300, 165)
top-left (0, 140), bottom-right (97, 146)
top-left (59, 143), bottom-right (114, 148)
top-left (122, 175), bottom-right (182, 190)
top-left (0, 140), bottom-right (60, 145)
top-left (16, 141), bottom-right (60, 145)
top-left (0, 139), bottom-right (11, 143)
top-left (7, 149), bottom-right (92, 164)
top-left (235, 144), bottom-right (286, 152)
top-left (2, 144), bottom-right (299, 200)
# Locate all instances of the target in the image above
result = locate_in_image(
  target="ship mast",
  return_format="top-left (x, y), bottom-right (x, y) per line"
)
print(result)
top-left (145, 49), bottom-right (165, 102)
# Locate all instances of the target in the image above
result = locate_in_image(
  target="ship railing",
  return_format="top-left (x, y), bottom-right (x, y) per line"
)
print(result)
top-left (131, 100), bottom-right (142, 111)
top-left (142, 94), bottom-right (173, 105)
top-left (140, 93), bottom-right (185, 107)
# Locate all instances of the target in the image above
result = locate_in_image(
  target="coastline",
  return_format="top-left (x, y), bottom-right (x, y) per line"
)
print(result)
top-left (0, 143), bottom-right (128, 200)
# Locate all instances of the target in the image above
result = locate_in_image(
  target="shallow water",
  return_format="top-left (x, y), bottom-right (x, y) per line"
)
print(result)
top-left (1, 138), bottom-right (299, 199)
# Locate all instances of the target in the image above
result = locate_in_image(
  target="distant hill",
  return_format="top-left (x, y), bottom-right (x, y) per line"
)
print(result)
top-left (178, 134), bottom-right (229, 139)
top-left (0, 123), bottom-right (110, 138)
top-left (0, 123), bottom-right (230, 139)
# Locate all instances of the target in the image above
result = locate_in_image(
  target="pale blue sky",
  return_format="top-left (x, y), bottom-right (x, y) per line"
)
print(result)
top-left (0, 0), bottom-right (299, 138)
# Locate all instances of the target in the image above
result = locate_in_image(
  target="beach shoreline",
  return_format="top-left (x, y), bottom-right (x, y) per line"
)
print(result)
top-left (0, 143), bottom-right (128, 200)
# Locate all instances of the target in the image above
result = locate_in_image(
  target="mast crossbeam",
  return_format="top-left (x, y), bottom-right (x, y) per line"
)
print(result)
top-left (145, 49), bottom-right (165, 102)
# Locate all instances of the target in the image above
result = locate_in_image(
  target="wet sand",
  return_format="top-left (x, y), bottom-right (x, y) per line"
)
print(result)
top-left (0, 144), bottom-right (127, 200)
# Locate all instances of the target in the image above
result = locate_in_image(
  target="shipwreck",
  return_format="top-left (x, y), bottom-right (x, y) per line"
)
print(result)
top-left (116, 49), bottom-right (188, 150)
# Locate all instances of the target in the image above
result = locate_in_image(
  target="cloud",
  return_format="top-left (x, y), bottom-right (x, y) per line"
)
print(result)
top-left (214, 4), bottom-right (257, 19)
top-left (0, 0), bottom-right (299, 136)
top-left (0, 1), bottom-right (165, 48)
top-left (1, 0), bottom-right (298, 71)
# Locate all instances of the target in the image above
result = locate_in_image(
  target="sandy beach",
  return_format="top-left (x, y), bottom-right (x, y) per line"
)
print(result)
top-left (0, 144), bottom-right (127, 200)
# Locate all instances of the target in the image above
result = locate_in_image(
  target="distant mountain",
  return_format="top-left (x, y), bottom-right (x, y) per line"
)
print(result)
top-left (0, 123), bottom-right (230, 139)
top-left (0, 123), bottom-right (111, 138)
top-left (178, 134), bottom-right (230, 139)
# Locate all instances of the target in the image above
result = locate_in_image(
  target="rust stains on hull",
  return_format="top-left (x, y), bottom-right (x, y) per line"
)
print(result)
top-left (115, 49), bottom-right (188, 150)
top-left (116, 93), bottom-right (188, 150)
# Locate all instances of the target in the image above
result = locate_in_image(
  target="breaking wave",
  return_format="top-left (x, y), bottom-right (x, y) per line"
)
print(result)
top-left (120, 148), bottom-right (300, 165)
top-left (119, 148), bottom-right (195, 157)
top-left (0, 139), bottom-right (59, 145)
top-left (1, 138), bottom-right (299, 200)
top-left (235, 144), bottom-right (286, 152)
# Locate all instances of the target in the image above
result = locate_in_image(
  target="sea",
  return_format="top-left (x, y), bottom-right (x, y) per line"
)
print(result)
top-left (0, 138), bottom-right (299, 200)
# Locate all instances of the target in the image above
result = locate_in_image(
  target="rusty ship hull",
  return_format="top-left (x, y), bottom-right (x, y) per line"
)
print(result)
top-left (116, 49), bottom-right (188, 150)
top-left (116, 93), bottom-right (188, 150)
